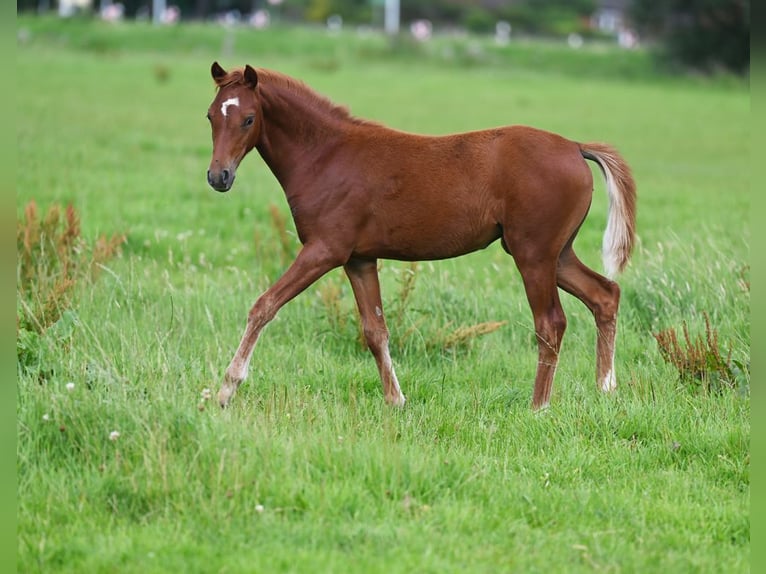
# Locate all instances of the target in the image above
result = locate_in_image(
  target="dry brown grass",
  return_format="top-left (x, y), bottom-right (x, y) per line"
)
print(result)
top-left (653, 313), bottom-right (738, 392)
top-left (17, 201), bottom-right (125, 334)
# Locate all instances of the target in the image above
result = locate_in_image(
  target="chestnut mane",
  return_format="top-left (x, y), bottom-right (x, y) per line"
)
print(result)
top-left (214, 67), bottom-right (377, 127)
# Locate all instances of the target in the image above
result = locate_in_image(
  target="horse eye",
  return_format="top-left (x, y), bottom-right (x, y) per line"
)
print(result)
top-left (243, 116), bottom-right (255, 128)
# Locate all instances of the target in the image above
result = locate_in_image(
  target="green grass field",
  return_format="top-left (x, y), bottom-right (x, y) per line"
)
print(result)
top-left (17, 18), bottom-right (749, 572)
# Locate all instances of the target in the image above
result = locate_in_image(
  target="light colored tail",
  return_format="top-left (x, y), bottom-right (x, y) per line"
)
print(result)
top-left (580, 143), bottom-right (637, 278)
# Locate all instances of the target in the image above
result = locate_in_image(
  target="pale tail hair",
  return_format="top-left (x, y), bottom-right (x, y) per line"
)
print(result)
top-left (580, 143), bottom-right (637, 278)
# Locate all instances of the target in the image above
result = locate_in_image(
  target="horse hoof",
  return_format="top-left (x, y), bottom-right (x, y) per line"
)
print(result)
top-left (532, 401), bottom-right (550, 413)
top-left (599, 370), bottom-right (617, 392)
top-left (387, 394), bottom-right (406, 407)
top-left (218, 387), bottom-right (235, 408)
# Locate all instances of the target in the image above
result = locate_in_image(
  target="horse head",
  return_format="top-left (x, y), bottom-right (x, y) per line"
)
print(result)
top-left (206, 62), bottom-right (261, 192)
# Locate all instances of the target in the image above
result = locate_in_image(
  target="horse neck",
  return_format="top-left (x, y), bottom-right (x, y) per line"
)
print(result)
top-left (255, 79), bottom-right (347, 186)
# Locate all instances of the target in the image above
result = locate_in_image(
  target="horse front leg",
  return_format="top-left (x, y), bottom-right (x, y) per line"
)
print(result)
top-left (344, 258), bottom-right (405, 406)
top-left (218, 242), bottom-right (341, 407)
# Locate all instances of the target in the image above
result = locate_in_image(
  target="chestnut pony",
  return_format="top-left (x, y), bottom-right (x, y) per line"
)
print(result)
top-left (206, 62), bottom-right (636, 410)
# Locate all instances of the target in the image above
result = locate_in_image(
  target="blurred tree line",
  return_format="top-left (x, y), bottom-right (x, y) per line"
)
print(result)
top-left (18, 0), bottom-right (749, 74)
top-left (630, 0), bottom-right (749, 74)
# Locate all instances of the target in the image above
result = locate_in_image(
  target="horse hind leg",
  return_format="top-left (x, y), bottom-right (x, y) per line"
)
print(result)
top-left (556, 246), bottom-right (621, 392)
top-left (344, 258), bottom-right (405, 406)
top-left (513, 256), bottom-right (568, 410)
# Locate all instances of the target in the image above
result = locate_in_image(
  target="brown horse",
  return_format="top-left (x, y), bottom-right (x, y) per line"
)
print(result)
top-left (206, 62), bottom-right (636, 410)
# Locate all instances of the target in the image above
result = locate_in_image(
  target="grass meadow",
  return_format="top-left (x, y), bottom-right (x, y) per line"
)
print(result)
top-left (17, 17), bottom-right (749, 572)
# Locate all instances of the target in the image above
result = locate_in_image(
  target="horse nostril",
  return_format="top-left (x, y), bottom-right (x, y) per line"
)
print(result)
top-left (222, 169), bottom-right (231, 185)
top-left (207, 170), bottom-right (213, 185)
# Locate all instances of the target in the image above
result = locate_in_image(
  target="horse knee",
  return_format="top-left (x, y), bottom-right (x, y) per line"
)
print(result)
top-left (248, 295), bottom-right (278, 325)
top-left (363, 326), bottom-right (389, 352)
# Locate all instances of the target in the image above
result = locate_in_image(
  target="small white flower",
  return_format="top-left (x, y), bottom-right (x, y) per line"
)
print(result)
top-left (65, 382), bottom-right (75, 392)
top-left (255, 504), bottom-right (264, 513)
top-left (42, 414), bottom-right (50, 422)
top-left (201, 388), bottom-right (212, 401)
top-left (109, 430), bottom-right (121, 441)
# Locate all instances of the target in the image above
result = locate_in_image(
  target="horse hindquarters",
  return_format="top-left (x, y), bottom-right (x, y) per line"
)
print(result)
top-left (521, 140), bottom-right (635, 404)
top-left (496, 137), bottom-right (596, 409)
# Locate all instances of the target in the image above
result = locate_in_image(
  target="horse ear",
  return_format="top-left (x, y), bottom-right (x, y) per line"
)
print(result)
top-left (243, 65), bottom-right (259, 89)
top-left (211, 61), bottom-right (227, 83)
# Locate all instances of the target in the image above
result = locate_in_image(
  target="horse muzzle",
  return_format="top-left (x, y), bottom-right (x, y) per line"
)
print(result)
top-left (207, 168), bottom-right (236, 192)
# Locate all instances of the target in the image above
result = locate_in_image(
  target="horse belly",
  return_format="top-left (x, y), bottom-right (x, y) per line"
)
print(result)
top-left (356, 197), bottom-right (500, 261)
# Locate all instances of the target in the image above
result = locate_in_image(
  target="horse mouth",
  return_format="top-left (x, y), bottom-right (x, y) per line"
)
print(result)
top-left (207, 169), bottom-right (235, 192)
top-left (210, 181), bottom-right (234, 193)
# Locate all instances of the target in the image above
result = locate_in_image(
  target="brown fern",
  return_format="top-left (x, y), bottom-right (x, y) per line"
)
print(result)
top-left (653, 313), bottom-right (736, 391)
top-left (17, 201), bottom-right (125, 335)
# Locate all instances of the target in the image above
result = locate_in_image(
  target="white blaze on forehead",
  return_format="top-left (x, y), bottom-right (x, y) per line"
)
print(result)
top-left (220, 97), bottom-right (240, 117)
